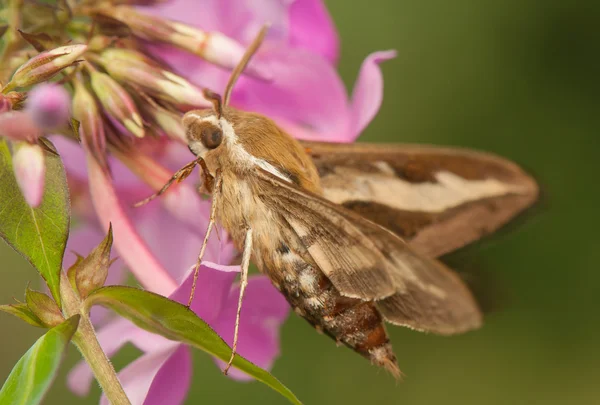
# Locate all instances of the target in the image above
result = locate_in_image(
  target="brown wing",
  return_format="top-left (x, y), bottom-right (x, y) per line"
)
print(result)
top-left (302, 141), bottom-right (539, 258)
top-left (255, 168), bottom-right (482, 335)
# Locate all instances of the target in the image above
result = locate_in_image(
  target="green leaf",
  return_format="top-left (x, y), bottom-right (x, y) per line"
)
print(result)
top-left (0, 315), bottom-right (80, 405)
top-left (0, 140), bottom-right (70, 305)
top-left (85, 286), bottom-right (302, 405)
top-left (0, 303), bottom-right (45, 328)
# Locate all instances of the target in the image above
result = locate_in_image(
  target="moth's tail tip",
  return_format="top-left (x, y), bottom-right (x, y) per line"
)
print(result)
top-left (382, 358), bottom-right (403, 381)
top-left (369, 345), bottom-right (403, 380)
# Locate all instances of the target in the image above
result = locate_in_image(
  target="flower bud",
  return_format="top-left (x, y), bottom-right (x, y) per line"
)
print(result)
top-left (13, 142), bottom-right (46, 207)
top-left (146, 103), bottom-right (185, 142)
top-left (99, 54), bottom-right (208, 107)
top-left (4, 44), bottom-right (87, 92)
top-left (105, 6), bottom-right (270, 79)
top-left (90, 71), bottom-right (145, 138)
top-left (72, 79), bottom-right (108, 171)
top-left (87, 35), bottom-right (116, 52)
top-left (26, 83), bottom-right (71, 130)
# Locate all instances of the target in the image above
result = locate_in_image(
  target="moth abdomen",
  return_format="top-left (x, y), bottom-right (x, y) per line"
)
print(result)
top-left (266, 247), bottom-right (401, 378)
top-left (321, 294), bottom-right (400, 379)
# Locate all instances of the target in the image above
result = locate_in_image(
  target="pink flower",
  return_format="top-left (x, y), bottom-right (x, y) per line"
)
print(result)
top-left (141, 0), bottom-right (395, 142)
top-left (68, 264), bottom-right (289, 405)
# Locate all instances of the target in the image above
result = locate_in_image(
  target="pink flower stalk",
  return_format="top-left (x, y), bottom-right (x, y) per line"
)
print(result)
top-left (68, 264), bottom-right (289, 405)
top-left (140, 0), bottom-right (395, 142)
top-left (0, 111), bottom-right (42, 143)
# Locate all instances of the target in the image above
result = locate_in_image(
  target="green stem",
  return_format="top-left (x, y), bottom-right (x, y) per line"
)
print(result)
top-left (59, 272), bottom-right (131, 405)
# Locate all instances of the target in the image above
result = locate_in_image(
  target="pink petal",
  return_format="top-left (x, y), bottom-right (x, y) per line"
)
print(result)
top-left (169, 262), bottom-right (239, 324)
top-left (349, 50), bottom-right (397, 140)
top-left (135, 204), bottom-right (211, 281)
top-left (143, 345), bottom-right (192, 405)
top-left (0, 111), bottom-right (42, 142)
top-left (142, 0), bottom-right (287, 44)
top-left (98, 345), bottom-right (188, 405)
top-left (289, 0), bottom-right (339, 63)
top-left (232, 48), bottom-right (351, 141)
top-left (13, 142), bottom-right (45, 207)
top-left (212, 275), bottom-right (289, 380)
top-left (50, 136), bottom-right (88, 180)
top-left (26, 83), bottom-right (71, 130)
top-left (83, 139), bottom-right (177, 295)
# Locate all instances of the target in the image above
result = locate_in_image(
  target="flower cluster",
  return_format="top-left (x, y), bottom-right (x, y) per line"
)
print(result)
top-left (0, 0), bottom-right (394, 403)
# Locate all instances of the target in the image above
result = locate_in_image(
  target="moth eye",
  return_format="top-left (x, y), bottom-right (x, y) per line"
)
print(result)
top-left (201, 126), bottom-right (223, 149)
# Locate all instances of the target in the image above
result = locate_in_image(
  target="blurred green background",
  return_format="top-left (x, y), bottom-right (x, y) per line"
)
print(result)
top-left (1, 0), bottom-right (598, 404)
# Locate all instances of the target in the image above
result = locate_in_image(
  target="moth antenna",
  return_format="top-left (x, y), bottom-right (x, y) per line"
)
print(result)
top-left (223, 24), bottom-right (269, 107)
top-left (202, 89), bottom-right (223, 119)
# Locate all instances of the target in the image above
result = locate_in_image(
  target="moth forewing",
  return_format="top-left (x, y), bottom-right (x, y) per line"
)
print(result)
top-left (302, 141), bottom-right (539, 258)
top-left (256, 168), bottom-right (482, 333)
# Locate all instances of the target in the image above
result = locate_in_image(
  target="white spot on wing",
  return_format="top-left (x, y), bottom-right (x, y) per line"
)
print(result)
top-left (323, 170), bottom-right (524, 213)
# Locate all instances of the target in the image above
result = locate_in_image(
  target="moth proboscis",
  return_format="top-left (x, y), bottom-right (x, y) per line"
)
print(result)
top-left (137, 26), bottom-right (539, 378)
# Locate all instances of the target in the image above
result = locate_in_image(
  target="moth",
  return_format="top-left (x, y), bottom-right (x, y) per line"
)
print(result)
top-left (139, 27), bottom-right (539, 377)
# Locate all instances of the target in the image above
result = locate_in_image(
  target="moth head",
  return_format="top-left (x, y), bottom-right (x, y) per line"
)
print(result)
top-left (182, 26), bottom-right (267, 158)
top-left (183, 91), bottom-right (225, 157)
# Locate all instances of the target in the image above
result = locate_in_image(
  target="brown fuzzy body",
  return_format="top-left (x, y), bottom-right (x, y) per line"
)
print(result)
top-left (215, 159), bottom-right (400, 377)
top-left (189, 107), bottom-right (400, 376)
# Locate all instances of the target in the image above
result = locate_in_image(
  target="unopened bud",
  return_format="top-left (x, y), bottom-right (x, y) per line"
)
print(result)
top-left (13, 142), bottom-right (46, 207)
top-left (99, 47), bottom-right (157, 67)
top-left (106, 6), bottom-right (270, 79)
top-left (26, 83), bottom-right (71, 130)
top-left (88, 36), bottom-right (117, 52)
top-left (4, 44), bottom-right (87, 92)
top-left (72, 80), bottom-right (108, 171)
top-left (90, 71), bottom-right (145, 137)
top-left (99, 55), bottom-right (208, 107)
top-left (147, 103), bottom-right (186, 142)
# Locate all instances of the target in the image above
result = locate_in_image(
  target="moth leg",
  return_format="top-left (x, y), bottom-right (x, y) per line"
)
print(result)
top-left (134, 158), bottom-right (201, 208)
top-left (187, 169), bottom-right (223, 307)
top-left (223, 227), bottom-right (253, 375)
top-left (198, 157), bottom-right (215, 194)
